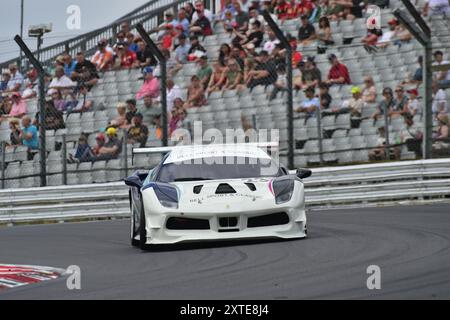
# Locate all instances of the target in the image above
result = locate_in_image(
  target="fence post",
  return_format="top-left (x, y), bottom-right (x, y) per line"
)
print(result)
top-left (384, 103), bottom-right (390, 159)
top-left (316, 108), bottom-right (324, 165)
top-left (123, 131), bottom-right (129, 177)
top-left (1, 141), bottom-right (5, 189)
top-left (62, 134), bottom-right (67, 185)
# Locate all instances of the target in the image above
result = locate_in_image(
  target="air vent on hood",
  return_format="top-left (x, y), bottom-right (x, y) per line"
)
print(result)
top-left (215, 183), bottom-right (236, 194)
top-left (245, 183), bottom-right (256, 191)
top-left (193, 185), bottom-right (203, 194)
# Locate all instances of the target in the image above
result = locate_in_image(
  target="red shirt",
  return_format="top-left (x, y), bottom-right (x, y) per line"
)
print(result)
top-left (120, 51), bottom-right (137, 68)
top-left (275, 2), bottom-right (291, 19)
top-left (328, 62), bottom-right (351, 84)
top-left (287, 1), bottom-right (314, 19)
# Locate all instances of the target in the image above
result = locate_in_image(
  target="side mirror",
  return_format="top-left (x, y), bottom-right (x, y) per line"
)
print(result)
top-left (296, 168), bottom-right (312, 180)
top-left (124, 175), bottom-right (143, 188)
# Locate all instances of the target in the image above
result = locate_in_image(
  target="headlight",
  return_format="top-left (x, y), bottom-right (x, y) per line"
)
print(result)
top-left (271, 178), bottom-right (295, 204)
top-left (154, 183), bottom-right (179, 209)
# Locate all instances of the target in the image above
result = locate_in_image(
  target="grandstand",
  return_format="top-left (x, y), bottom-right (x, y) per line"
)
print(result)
top-left (0, 0), bottom-right (449, 188)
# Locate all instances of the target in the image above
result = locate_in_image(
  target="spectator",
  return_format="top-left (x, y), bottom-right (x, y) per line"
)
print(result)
top-left (169, 105), bottom-right (188, 135)
top-left (120, 22), bottom-right (131, 35)
top-left (295, 0), bottom-right (315, 18)
top-left (296, 87), bottom-right (320, 117)
top-left (362, 28), bottom-right (381, 53)
top-left (197, 56), bottom-right (213, 89)
top-left (96, 127), bottom-right (122, 161)
top-left (325, 53), bottom-right (351, 85)
top-left (48, 66), bottom-right (76, 95)
top-left (393, 21), bottom-right (412, 46)
top-left (125, 99), bottom-right (141, 125)
top-left (21, 69), bottom-right (39, 100)
top-left (433, 114), bottom-right (449, 141)
top-left (341, 86), bottom-right (364, 117)
top-left (432, 80), bottom-right (448, 116)
top-left (174, 8), bottom-right (190, 37)
top-left (72, 52), bottom-right (99, 89)
top-left (319, 82), bottom-right (332, 111)
top-left (188, 35), bottom-right (207, 61)
top-left (297, 14), bottom-right (316, 45)
top-left (234, 2), bottom-right (249, 31)
top-left (405, 89), bottom-right (422, 117)
top-left (135, 41), bottom-right (157, 68)
top-left (114, 32), bottom-right (127, 49)
top-left (70, 135), bottom-right (94, 163)
top-left (263, 30), bottom-right (280, 55)
top-left (136, 67), bottom-right (160, 101)
top-left (0, 70), bottom-right (10, 94)
top-left (207, 62), bottom-right (225, 94)
top-left (114, 102), bottom-right (128, 129)
top-left (126, 33), bottom-right (138, 53)
top-left (192, 0), bottom-right (214, 23)
top-left (63, 53), bottom-right (78, 78)
top-left (67, 84), bottom-right (93, 113)
top-left (368, 127), bottom-right (387, 161)
top-left (50, 90), bottom-right (67, 112)
top-left (91, 39), bottom-right (114, 71)
top-left (390, 85), bottom-right (409, 118)
top-left (190, 2), bottom-right (214, 36)
top-left (402, 56), bottom-right (423, 87)
top-left (92, 133), bottom-right (106, 156)
top-left (242, 57), bottom-right (256, 85)
top-left (221, 59), bottom-right (244, 90)
top-left (35, 100), bottom-right (65, 131)
top-left (422, 0), bottom-right (450, 17)
top-left (1, 92), bottom-right (27, 121)
top-left (233, 20), bottom-right (264, 48)
top-left (142, 95), bottom-right (162, 124)
top-left (218, 44), bottom-right (232, 66)
top-left (372, 87), bottom-right (394, 120)
top-left (248, 8), bottom-right (264, 26)
top-left (5, 63), bottom-right (24, 93)
top-left (165, 79), bottom-right (183, 112)
top-left (155, 11), bottom-right (175, 40)
top-left (433, 50), bottom-right (450, 89)
top-left (127, 113), bottom-right (149, 147)
top-left (362, 76), bottom-right (377, 103)
top-left (246, 50), bottom-right (278, 89)
top-left (317, 16), bottom-right (334, 46)
top-left (302, 56), bottom-right (322, 89)
top-left (275, 0), bottom-right (291, 20)
top-left (377, 19), bottom-right (398, 49)
top-left (269, 64), bottom-right (288, 100)
top-left (222, 9), bottom-right (238, 33)
top-left (294, 60), bottom-right (306, 91)
top-left (8, 119), bottom-right (21, 146)
top-left (20, 116), bottom-right (39, 159)
top-left (184, 2), bottom-right (195, 21)
top-left (174, 34), bottom-right (191, 64)
top-left (184, 75), bottom-right (207, 108)
top-left (114, 43), bottom-right (137, 69)
top-left (239, 0), bottom-right (250, 12)
top-left (230, 45), bottom-right (245, 70)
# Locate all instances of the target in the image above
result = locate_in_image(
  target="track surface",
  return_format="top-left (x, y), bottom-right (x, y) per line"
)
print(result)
top-left (0, 204), bottom-right (449, 299)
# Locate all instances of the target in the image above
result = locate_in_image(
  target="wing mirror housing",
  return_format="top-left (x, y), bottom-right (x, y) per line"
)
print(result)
top-left (124, 175), bottom-right (143, 188)
top-left (296, 168), bottom-right (312, 180)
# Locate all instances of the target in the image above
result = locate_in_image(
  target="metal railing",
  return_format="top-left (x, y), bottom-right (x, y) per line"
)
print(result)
top-left (1, 159), bottom-right (450, 224)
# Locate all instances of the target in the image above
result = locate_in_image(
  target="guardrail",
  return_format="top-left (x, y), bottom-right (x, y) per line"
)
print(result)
top-left (1, 159), bottom-right (450, 224)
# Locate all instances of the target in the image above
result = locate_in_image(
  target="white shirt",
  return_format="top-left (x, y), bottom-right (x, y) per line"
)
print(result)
top-left (192, 9), bottom-right (214, 23)
top-left (432, 89), bottom-right (448, 114)
top-left (263, 39), bottom-right (280, 55)
top-left (378, 30), bottom-right (394, 43)
top-left (433, 60), bottom-right (450, 81)
top-left (48, 75), bottom-right (75, 94)
top-left (166, 85), bottom-right (182, 112)
top-left (407, 98), bottom-right (422, 115)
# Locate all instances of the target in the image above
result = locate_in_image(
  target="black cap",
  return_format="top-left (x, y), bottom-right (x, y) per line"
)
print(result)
top-left (327, 53), bottom-right (337, 60)
top-left (126, 99), bottom-right (137, 106)
top-left (434, 50), bottom-right (443, 56)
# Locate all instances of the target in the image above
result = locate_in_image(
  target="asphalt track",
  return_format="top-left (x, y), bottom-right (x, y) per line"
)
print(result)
top-left (0, 204), bottom-right (449, 300)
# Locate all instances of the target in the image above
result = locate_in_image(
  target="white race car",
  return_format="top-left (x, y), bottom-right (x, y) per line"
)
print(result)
top-left (125, 144), bottom-right (311, 248)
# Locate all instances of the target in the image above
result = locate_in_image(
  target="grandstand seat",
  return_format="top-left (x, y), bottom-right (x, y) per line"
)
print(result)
top-left (92, 161), bottom-right (107, 183)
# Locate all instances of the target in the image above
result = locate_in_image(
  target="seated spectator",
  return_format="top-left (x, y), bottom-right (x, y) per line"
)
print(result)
top-left (296, 87), bottom-right (320, 116)
top-left (92, 133), bottom-right (106, 156)
top-left (197, 56), bottom-right (213, 89)
top-left (230, 45), bottom-right (245, 70)
top-left (298, 14), bottom-right (316, 45)
top-left (433, 114), bottom-right (449, 141)
top-left (174, 8), bottom-right (190, 36)
top-left (127, 114), bottom-right (149, 147)
top-left (21, 69), bottom-right (39, 100)
top-left (126, 33), bottom-right (138, 53)
top-left (433, 50), bottom-right (450, 89)
top-left (319, 83), bottom-right (333, 112)
top-left (218, 43), bottom-right (232, 67)
top-left (232, 20), bottom-right (264, 48)
top-left (234, 2), bottom-right (249, 32)
top-left (405, 89), bottom-right (422, 117)
top-left (135, 41), bottom-right (157, 68)
top-left (362, 76), bottom-right (377, 103)
top-left (169, 105), bottom-right (188, 135)
top-left (339, 1), bottom-right (356, 21)
top-left (377, 19), bottom-right (398, 49)
top-left (275, 0), bottom-right (290, 20)
top-left (263, 30), bottom-right (280, 55)
top-left (63, 53), bottom-right (77, 77)
top-left (390, 85), bottom-right (409, 119)
top-left (5, 63), bottom-right (24, 93)
top-left (96, 127), bottom-right (122, 161)
top-left (222, 9), bottom-right (238, 33)
top-left (324, 0), bottom-right (345, 21)
top-left (188, 35), bottom-right (207, 61)
top-left (270, 64), bottom-right (288, 100)
top-left (221, 59), bottom-right (244, 90)
top-left (362, 28), bottom-right (381, 53)
top-left (294, 60), bottom-right (306, 91)
top-left (114, 43), bottom-right (137, 69)
top-left (422, 0), bottom-right (450, 17)
top-left (143, 95), bottom-right (162, 124)
top-left (50, 90), bottom-right (67, 112)
top-left (246, 50), bottom-right (278, 89)
top-left (72, 52), bottom-right (99, 89)
top-left (70, 135), bottom-right (94, 163)
top-left (114, 102), bottom-right (128, 129)
top-left (241, 57), bottom-right (256, 87)
top-left (35, 100), bottom-right (65, 131)
top-left (341, 86), bottom-right (364, 117)
top-left (136, 67), bottom-right (160, 101)
top-left (432, 80), bottom-right (448, 116)
top-left (0, 96), bottom-right (12, 116)
top-left (302, 56), bottom-right (322, 89)
top-left (174, 34), bottom-right (191, 64)
top-left (8, 119), bottom-right (21, 147)
top-left (325, 53), bottom-right (351, 85)
top-left (372, 87), bottom-right (394, 120)
top-left (114, 31), bottom-right (127, 50)
top-left (20, 116), bottom-right (39, 159)
top-left (125, 99), bottom-right (141, 125)
top-left (207, 62), bottom-right (225, 94)
top-left (184, 75), bottom-right (207, 108)
top-left (192, 0), bottom-right (214, 23)
top-left (155, 11), bottom-right (176, 40)
top-left (91, 39), bottom-right (114, 71)
top-left (393, 21), bottom-right (412, 46)
top-left (184, 2), bottom-right (195, 21)
top-left (368, 127), bottom-right (387, 161)
top-left (66, 84), bottom-right (93, 113)
top-left (295, 0), bottom-right (315, 18)
top-left (402, 56), bottom-right (423, 87)
top-left (317, 16), bottom-right (334, 48)
top-left (0, 92), bottom-right (27, 121)
top-left (190, 4), bottom-right (214, 37)
top-left (0, 70), bottom-right (11, 96)
top-left (48, 66), bottom-right (76, 95)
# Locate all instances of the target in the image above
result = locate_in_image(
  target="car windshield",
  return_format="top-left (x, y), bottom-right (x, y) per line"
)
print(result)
top-left (157, 156), bottom-right (282, 183)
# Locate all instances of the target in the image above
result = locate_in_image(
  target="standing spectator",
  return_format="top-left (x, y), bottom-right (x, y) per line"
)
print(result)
top-left (47, 66), bottom-right (76, 95)
top-left (432, 80), bottom-right (448, 116)
top-left (405, 89), bottom-right (422, 117)
top-left (192, 0), bottom-right (214, 23)
top-left (372, 87), bottom-right (394, 120)
top-left (5, 63), bottom-right (24, 93)
top-left (72, 52), bottom-right (99, 89)
top-left (362, 76), bottom-right (377, 103)
top-left (246, 50), bottom-right (278, 89)
top-left (91, 39), bottom-right (114, 71)
top-left (184, 75), bottom-right (207, 108)
top-left (96, 127), bottom-right (122, 161)
top-left (174, 34), bottom-right (191, 64)
top-left (9, 119), bottom-right (22, 146)
top-left (190, 3), bottom-right (214, 36)
top-left (432, 50), bottom-right (450, 89)
top-left (20, 116), bottom-right (39, 159)
top-left (197, 56), bottom-right (213, 89)
top-left (325, 53), bottom-right (351, 85)
top-left (127, 114), bottom-right (149, 147)
top-left (136, 67), bottom-right (160, 101)
top-left (296, 87), bottom-right (320, 116)
top-left (125, 99), bottom-right (141, 125)
top-left (297, 14), bottom-right (316, 45)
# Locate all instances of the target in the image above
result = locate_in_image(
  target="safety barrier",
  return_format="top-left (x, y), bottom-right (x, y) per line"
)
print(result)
top-left (1, 159), bottom-right (450, 224)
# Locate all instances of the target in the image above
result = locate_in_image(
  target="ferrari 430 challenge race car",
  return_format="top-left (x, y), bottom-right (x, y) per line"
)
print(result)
top-left (125, 143), bottom-right (311, 248)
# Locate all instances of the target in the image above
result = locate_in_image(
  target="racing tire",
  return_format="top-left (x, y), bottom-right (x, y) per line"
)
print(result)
top-left (139, 197), bottom-right (147, 250)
